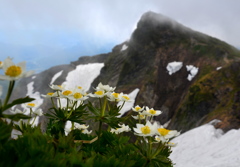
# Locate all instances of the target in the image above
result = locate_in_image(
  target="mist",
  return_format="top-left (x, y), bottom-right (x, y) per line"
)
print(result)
top-left (0, 0), bottom-right (239, 72)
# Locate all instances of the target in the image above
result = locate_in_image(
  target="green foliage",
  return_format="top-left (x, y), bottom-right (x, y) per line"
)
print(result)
top-left (0, 65), bottom-right (175, 167)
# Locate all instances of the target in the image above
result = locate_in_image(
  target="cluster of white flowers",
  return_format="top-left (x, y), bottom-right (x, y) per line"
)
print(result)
top-left (134, 120), bottom-right (180, 144)
top-left (64, 121), bottom-right (92, 135)
top-left (131, 105), bottom-right (161, 120)
top-left (130, 105), bottom-right (180, 145)
top-left (110, 124), bottom-right (131, 134)
top-left (89, 82), bottom-right (131, 102)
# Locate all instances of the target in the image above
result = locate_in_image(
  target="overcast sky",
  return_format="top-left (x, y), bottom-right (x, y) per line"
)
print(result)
top-left (0, 0), bottom-right (239, 72)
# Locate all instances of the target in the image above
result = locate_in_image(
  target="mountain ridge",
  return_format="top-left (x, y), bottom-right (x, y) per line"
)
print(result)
top-left (10, 11), bottom-right (240, 133)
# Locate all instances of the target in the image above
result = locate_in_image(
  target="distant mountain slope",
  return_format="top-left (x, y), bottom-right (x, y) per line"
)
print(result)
top-left (10, 11), bottom-right (240, 133)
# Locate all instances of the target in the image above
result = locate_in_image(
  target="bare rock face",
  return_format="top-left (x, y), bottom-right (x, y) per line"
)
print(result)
top-left (10, 11), bottom-right (240, 133)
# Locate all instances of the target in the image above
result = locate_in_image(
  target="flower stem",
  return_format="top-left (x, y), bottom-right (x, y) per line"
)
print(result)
top-left (3, 80), bottom-right (15, 109)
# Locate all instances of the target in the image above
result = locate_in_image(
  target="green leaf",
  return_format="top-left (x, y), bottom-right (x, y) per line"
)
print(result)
top-left (3, 96), bottom-right (35, 111)
top-left (3, 113), bottom-right (32, 121)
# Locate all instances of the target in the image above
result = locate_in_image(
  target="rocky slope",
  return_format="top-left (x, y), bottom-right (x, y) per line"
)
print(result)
top-left (11, 11), bottom-right (240, 133)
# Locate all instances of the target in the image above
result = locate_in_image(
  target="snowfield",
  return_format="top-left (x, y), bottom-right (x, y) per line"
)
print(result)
top-left (62, 63), bottom-right (104, 91)
top-left (170, 120), bottom-right (240, 167)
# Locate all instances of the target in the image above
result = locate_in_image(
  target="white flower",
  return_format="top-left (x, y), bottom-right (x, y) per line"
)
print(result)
top-left (95, 82), bottom-right (115, 93)
top-left (68, 90), bottom-right (89, 101)
top-left (110, 124), bottom-right (131, 134)
top-left (132, 105), bottom-right (144, 112)
top-left (167, 142), bottom-right (177, 147)
top-left (118, 92), bottom-right (131, 102)
top-left (141, 107), bottom-right (162, 116)
top-left (0, 57), bottom-right (34, 80)
top-left (49, 84), bottom-right (65, 91)
top-left (89, 90), bottom-right (107, 98)
top-left (26, 102), bottom-right (37, 109)
top-left (33, 109), bottom-right (43, 116)
top-left (74, 123), bottom-right (89, 130)
top-left (60, 89), bottom-right (73, 98)
top-left (133, 121), bottom-right (157, 137)
top-left (107, 92), bottom-right (120, 101)
top-left (132, 114), bottom-right (146, 120)
top-left (74, 86), bottom-right (88, 95)
top-left (81, 129), bottom-right (92, 134)
top-left (156, 125), bottom-right (180, 141)
top-left (41, 92), bottom-right (58, 98)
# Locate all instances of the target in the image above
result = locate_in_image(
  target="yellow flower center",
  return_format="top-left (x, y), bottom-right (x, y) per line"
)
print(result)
top-left (139, 115), bottom-right (145, 119)
top-left (122, 95), bottom-right (130, 101)
top-left (158, 128), bottom-right (170, 136)
top-left (0, 61), bottom-right (2, 65)
top-left (112, 93), bottom-right (119, 98)
top-left (5, 65), bottom-right (22, 77)
top-left (77, 86), bottom-right (82, 89)
top-left (27, 103), bottom-right (35, 107)
top-left (47, 92), bottom-right (54, 96)
top-left (149, 109), bottom-right (156, 115)
top-left (62, 90), bottom-right (72, 96)
top-left (95, 91), bottom-right (104, 96)
top-left (74, 92), bottom-right (83, 99)
top-left (135, 106), bottom-right (141, 111)
top-left (141, 126), bottom-right (151, 134)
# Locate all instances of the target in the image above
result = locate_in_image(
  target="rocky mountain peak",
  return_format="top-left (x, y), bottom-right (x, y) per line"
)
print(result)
top-left (137, 11), bottom-right (179, 29)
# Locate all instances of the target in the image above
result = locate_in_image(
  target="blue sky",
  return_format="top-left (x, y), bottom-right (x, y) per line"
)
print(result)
top-left (0, 0), bottom-right (240, 73)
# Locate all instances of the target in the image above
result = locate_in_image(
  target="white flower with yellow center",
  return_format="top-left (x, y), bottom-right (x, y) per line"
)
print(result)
top-left (60, 89), bottom-right (73, 98)
top-left (49, 84), bottom-right (65, 91)
top-left (110, 124), bottom-right (131, 134)
top-left (133, 121), bottom-right (156, 137)
top-left (89, 90), bottom-right (107, 98)
top-left (132, 114), bottom-right (146, 120)
top-left (132, 105), bottom-right (145, 112)
top-left (141, 106), bottom-right (162, 116)
top-left (0, 57), bottom-right (34, 80)
top-left (26, 102), bottom-right (37, 108)
top-left (42, 92), bottom-right (58, 98)
top-left (96, 82), bottom-right (115, 93)
top-left (107, 92), bottom-right (120, 101)
top-left (156, 125), bottom-right (180, 141)
top-left (69, 92), bottom-right (89, 101)
top-left (118, 92), bottom-right (131, 102)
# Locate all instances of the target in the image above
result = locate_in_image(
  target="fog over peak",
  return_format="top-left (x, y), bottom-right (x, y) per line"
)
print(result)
top-left (0, 0), bottom-right (239, 72)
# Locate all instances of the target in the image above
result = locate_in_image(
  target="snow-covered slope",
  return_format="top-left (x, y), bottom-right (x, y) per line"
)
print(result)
top-left (170, 120), bottom-right (240, 167)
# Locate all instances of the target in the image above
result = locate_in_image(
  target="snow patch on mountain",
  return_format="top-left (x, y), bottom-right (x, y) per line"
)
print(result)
top-left (186, 65), bottom-right (199, 81)
top-left (62, 63), bottom-right (104, 91)
top-left (166, 62), bottom-right (183, 75)
top-left (170, 120), bottom-right (240, 167)
top-left (121, 44), bottom-right (128, 51)
top-left (59, 63), bottom-right (104, 107)
top-left (50, 70), bottom-right (63, 84)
